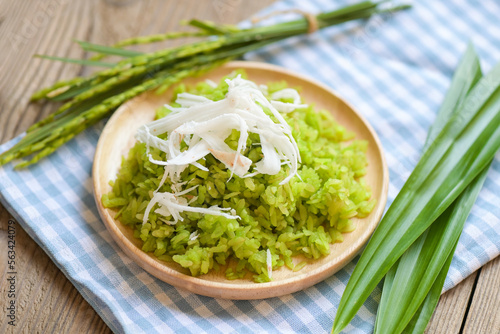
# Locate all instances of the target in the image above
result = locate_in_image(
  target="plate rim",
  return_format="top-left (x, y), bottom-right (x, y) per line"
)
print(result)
top-left (93, 60), bottom-right (389, 299)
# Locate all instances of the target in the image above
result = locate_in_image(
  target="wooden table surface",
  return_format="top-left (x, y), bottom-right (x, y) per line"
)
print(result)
top-left (0, 1), bottom-right (499, 333)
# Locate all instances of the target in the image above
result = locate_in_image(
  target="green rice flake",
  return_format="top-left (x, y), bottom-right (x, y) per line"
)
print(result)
top-left (103, 71), bottom-right (375, 283)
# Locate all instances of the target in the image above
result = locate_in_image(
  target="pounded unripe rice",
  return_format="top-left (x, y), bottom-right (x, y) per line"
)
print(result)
top-left (102, 71), bottom-right (375, 283)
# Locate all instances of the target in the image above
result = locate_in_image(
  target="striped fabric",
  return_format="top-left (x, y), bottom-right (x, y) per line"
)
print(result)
top-left (1, 0), bottom-right (499, 333)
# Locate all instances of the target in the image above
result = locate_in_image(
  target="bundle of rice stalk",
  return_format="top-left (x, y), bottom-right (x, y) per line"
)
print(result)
top-left (0, 0), bottom-right (410, 168)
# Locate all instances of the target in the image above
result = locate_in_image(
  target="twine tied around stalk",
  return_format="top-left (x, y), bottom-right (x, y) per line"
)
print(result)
top-left (251, 9), bottom-right (319, 34)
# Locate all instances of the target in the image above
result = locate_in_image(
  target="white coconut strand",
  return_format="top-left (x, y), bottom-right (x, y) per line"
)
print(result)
top-left (142, 188), bottom-right (240, 225)
top-left (137, 75), bottom-right (307, 225)
top-left (137, 76), bottom-right (302, 184)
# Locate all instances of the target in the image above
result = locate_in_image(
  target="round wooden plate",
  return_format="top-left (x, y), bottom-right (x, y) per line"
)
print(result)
top-left (93, 61), bottom-right (389, 300)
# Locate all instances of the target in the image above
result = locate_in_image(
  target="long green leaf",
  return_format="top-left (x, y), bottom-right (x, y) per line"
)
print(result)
top-left (426, 45), bottom-right (483, 146)
top-left (375, 169), bottom-right (489, 334)
top-left (75, 40), bottom-right (144, 57)
top-left (401, 241), bottom-right (455, 333)
top-left (332, 53), bottom-right (500, 334)
top-left (90, 31), bottom-right (212, 61)
top-left (187, 19), bottom-right (230, 35)
top-left (401, 167), bottom-right (489, 333)
top-left (374, 43), bottom-right (484, 334)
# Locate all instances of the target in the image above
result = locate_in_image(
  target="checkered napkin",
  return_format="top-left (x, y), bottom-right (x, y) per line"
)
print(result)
top-left (1, 0), bottom-right (499, 333)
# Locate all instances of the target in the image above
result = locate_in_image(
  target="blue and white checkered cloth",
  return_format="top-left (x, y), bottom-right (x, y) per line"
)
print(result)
top-left (1, 0), bottom-right (499, 332)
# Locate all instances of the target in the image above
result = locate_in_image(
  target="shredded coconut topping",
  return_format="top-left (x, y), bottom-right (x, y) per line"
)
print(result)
top-left (189, 230), bottom-right (200, 241)
top-left (267, 248), bottom-right (273, 279)
top-left (136, 76), bottom-right (306, 225)
top-left (142, 185), bottom-right (240, 225)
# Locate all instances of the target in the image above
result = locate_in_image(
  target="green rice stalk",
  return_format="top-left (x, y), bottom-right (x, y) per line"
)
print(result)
top-left (19, 79), bottom-right (147, 154)
top-left (53, 39), bottom-right (222, 103)
top-left (30, 77), bottom-right (86, 101)
top-left (41, 80), bottom-right (97, 102)
top-left (332, 52), bottom-right (500, 334)
top-left (0, 1), bottom-right (410, 167)
top-left (187, 19), bottom-right (241, 35)
top-left (1, 63), bottom-right (219, 166)
top-left (14, 127), bottom-right (84, 169)
top-left (34, 0), bottom-right (406, 102)
top-left (28, 38), bottom-right (275, 132)
top-left (113, 31), bottom-right (212, 46)
top-left (34, 38), bottom-right (227, 104)
top-left (28, 41), bottom-right (231, 130)
top-left (76, 40), bottom-right (143, 58)
top-left (10, 52), bottom-right (237, 163)
top-left (91, 31), bottom-right (212, 61)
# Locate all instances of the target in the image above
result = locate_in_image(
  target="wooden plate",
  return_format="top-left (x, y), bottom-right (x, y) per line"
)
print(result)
top-left (93, 61), bottom-right (389, 300)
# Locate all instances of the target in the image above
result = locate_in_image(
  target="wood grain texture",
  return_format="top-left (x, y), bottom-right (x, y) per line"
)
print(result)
top-left (463, 257), bottom-right (500, 333)
top-left (0, 206), bottom-right (111, 334)
top-left (0, 0), bottom-right (498, 332)
top-left (424, 272), bottom-right (478, 334)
